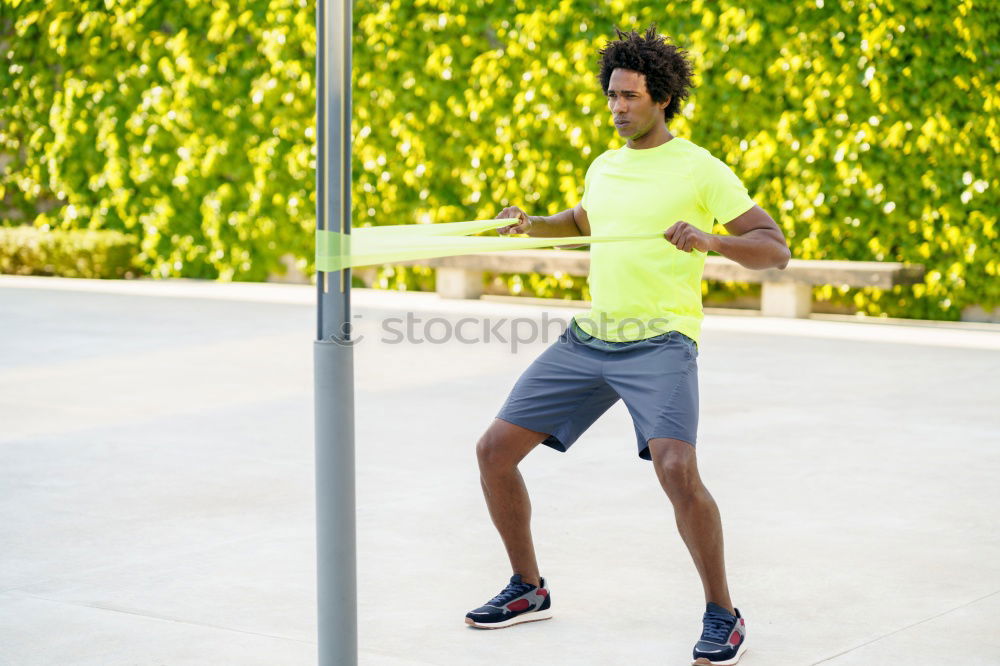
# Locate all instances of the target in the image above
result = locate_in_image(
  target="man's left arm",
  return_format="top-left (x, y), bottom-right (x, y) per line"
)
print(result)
top-left (664, 205), bottom-right (791, 270)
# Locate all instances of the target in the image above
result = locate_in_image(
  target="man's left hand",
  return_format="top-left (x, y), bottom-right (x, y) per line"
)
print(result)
top-left (664, 221), bottom-right (716, 253)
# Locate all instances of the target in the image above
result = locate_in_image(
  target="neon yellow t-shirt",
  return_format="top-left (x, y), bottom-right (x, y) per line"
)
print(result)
top-left (574, 137), bottom-right (756, 343)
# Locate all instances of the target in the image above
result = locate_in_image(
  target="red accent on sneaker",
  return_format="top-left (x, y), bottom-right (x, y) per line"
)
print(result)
top-left (507, 599), bottom-right (530, 612)
top-left (536, 589), bottom-right (549, 597)
top-left (728, 630), bottom-right (742, 646)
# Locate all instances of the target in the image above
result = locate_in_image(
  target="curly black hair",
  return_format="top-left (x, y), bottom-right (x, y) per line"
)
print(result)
top-left (597, 26), bottom-right (694, 122)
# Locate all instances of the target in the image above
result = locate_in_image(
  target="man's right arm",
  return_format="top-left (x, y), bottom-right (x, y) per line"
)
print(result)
top-left (495, 203), bottom-right (591, 238)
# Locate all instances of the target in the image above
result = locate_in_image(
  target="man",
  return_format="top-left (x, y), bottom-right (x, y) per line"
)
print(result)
top-left (465, 26), bottom-right (790, 666)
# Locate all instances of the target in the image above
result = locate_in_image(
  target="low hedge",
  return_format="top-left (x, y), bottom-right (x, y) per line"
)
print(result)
top-left (0, 226), bottom-right (140, 279)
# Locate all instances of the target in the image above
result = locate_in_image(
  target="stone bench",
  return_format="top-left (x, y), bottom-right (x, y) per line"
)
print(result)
top-left (396, 250), bottom-right (925, 318)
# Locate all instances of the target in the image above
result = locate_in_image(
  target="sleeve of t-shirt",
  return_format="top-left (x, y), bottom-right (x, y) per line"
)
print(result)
top-left (699, 155), bottom-right (756, 225)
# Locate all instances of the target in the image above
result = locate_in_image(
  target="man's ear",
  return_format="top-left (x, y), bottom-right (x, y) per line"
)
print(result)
top-left (661, 95), bottom-right (671, 111)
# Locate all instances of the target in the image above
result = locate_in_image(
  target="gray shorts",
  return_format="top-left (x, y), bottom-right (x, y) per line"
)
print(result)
top-left (496, 319), bottom-right (699, 460)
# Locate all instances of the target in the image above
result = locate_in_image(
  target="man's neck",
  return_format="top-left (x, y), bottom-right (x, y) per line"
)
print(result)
top-left (627, 125), bottom-right (673, 150)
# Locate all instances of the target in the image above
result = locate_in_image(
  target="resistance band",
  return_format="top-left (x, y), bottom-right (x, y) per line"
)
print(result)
top-left (315, 219), bottom-right (665, 271)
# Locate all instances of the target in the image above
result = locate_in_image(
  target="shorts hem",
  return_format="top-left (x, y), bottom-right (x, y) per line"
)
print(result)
top-left (638, 434), bottom-right (697, 460)
top-left (494, 415), bottom-right (569, 452)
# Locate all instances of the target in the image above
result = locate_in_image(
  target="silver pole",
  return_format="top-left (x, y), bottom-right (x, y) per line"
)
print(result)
top-left (315, 0), bottom-right (355, 665)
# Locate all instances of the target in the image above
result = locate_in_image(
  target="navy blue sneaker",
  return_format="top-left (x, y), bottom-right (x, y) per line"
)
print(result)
top-left (465, 574), bottom-right (552, 629)
top-left (692, 602), bottom-right (747, 665)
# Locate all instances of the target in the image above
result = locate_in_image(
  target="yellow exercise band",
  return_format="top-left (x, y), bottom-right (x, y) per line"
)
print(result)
top-left (315, 219), bottom-right (664, 271)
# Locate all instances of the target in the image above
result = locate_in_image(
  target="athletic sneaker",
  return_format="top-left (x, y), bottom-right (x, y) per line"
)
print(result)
top-left (464, 574), bottom-right (552, 629)
top-left (692, 602), bottom-right (747, 665)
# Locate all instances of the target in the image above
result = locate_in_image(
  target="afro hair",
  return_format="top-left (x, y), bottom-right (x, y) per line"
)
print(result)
top-left (597, 26), bottom-right (694, 122)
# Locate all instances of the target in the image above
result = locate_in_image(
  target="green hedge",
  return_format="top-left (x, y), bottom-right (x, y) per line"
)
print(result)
top-left (1, 0), bottom-right (316, 281)
top-left (1, 1), bottom-right (997, 318)
top-left (0, 226), bottom-right (140, 278)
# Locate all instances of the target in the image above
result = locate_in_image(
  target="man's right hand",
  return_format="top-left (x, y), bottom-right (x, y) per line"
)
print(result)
top-left (495, 206), bottom-right (534, 235)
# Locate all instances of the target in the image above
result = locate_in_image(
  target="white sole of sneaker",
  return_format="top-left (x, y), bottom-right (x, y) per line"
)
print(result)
top-left (465, 609), bottom-right (553, 629)
top-left (692, 642), bottom-right (747, 665)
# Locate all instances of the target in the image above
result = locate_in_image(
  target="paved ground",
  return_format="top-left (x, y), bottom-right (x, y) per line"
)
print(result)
top-left (1, 275), bottom-right (998, 666)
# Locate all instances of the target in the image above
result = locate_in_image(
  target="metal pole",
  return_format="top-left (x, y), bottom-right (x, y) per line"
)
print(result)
top-left (315, 0), bottom-right (355, 665)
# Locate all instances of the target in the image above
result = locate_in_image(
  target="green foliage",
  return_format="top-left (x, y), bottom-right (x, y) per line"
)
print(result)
top-left (351, 0), bottom-right (999, 318)
top-left (0, 226), bottom-right (139, 278)
top-left (0, 0), bottom-right (316, 280)
top-left (1, 0), bottom-right (997, 318)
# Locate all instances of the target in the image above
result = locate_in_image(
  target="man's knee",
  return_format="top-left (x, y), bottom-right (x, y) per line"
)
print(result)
top-left (475, 432), bottom-right (506, 470)
top-left (649, 438), bottom-right (699, 492)
top-left (476, 420), bottom-right (543, 471)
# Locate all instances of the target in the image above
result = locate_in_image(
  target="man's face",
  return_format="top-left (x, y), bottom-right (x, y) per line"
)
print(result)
top-left (606, 68), bottom-right (669, 141)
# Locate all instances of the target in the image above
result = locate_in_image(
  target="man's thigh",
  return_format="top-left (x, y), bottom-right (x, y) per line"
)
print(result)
top-left (495, 328), bottom-right (619, 454)
top-left (602, 332), bottom-right (700, 460)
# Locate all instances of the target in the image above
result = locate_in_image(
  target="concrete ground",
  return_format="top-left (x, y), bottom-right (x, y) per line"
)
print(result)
top-left (1, 275), bottom-right (998, 666)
